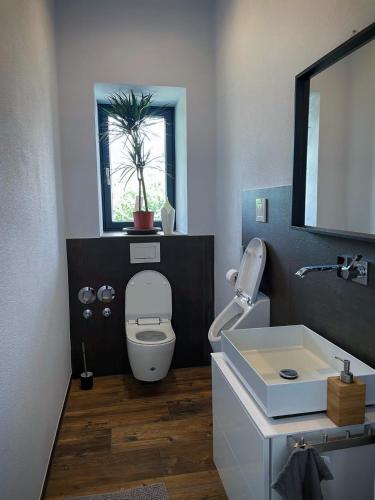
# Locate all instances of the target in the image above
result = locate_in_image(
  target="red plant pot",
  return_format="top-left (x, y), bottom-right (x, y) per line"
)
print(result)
top-left (133, 211), bottom-right (154, 230)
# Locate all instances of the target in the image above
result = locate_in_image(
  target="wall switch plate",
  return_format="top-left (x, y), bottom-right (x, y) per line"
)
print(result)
top-left (256, 198), bottom-right (267, 223)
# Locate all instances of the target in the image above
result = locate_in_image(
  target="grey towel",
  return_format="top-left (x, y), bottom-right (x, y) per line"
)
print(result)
top-left (272, 447), bottom-right (333, 500)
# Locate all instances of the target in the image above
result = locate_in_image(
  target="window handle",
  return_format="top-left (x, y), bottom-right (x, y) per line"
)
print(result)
top-left (105, 167), bottom-right (111, 186)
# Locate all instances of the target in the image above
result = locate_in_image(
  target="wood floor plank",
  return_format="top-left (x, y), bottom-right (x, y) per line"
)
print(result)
top-left (44, 367), bottom-right (227, 500)
top-left (45, 470), bottom-right (227, 500)
top-left (111, 414), bottom-right (212, 452)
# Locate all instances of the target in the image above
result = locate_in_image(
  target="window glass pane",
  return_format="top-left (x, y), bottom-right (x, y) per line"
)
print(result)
top-left (108, 116), bottom-right (166, 222)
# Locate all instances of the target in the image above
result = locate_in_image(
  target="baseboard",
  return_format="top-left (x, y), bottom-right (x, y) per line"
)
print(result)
top-left (40, 374), bottom-right (72, 499)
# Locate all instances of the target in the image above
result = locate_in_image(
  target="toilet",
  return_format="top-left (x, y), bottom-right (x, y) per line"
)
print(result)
top-left (125, 270), bottom-right (176, 382)
top-left (208, 237), bottom-right (270, 352)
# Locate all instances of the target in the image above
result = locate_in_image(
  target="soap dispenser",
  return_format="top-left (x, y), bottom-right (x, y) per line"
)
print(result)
top-left (327, 356), bottom-right (366, 426)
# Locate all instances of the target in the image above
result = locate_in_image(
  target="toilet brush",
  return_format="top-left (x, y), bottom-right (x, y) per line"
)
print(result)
top-left (80, 341), bottom-right (93, 390)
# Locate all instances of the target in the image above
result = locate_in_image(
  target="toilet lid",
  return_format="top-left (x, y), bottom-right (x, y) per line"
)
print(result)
top-left (235, 238), bottom-right (266, 303)
top-left (125, 270), bottom-right (172, 320)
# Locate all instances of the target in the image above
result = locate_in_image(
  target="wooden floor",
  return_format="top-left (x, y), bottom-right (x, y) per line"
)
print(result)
top-left (44, 367), bottom-right (227, 500)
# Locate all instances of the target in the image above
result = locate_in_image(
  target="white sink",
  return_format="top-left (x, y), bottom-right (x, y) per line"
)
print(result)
top-left (222, 325), bottom-right (375, 417)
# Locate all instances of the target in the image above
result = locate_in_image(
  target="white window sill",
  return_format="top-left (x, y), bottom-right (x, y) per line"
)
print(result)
top-left (101, 231), bottom-right (187, 238)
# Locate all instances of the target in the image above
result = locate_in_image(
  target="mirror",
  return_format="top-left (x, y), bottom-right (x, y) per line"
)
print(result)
top-left (292, 22), bottom-right (375, 240)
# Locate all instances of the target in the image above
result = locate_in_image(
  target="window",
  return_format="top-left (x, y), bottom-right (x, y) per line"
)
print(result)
top-left (98, 104), bottom-right (175, 231)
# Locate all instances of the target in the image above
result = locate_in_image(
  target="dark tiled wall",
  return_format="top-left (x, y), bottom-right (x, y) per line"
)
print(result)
top-left (242, 186), bottom-right (375, 368)
top-left (66, 235), bottom-right (214, 377)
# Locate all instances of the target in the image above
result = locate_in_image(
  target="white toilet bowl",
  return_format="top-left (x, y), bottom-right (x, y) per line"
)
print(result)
top-left (125, 270), bottom-right (176, 382)
top-left (208, 238), bottom-right (270, 352)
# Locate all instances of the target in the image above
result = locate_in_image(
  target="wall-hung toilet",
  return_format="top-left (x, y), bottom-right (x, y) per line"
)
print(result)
top-left (208, 237), bottom-right (270, 352)
top-left (125, 270), bottom-right (176, 382)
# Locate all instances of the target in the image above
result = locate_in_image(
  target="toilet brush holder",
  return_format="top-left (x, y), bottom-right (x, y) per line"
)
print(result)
top-left (80, 371), bottom-right (93, 390)
top-left (80, 341), bottom-right (94, 390)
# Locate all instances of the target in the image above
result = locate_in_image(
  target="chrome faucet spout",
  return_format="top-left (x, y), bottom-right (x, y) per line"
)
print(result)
top-left (295, 264), bottom-right (340, 278)
top-left (295, 255), bottom-right (368, 286)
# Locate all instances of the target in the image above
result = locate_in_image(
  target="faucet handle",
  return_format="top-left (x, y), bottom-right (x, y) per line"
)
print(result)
top-left (350, 254), bottom-right (362, 266)
top-left (339, 254), bottom-right (362, 273)
top-left (346, 254), bottom-right (362, 270)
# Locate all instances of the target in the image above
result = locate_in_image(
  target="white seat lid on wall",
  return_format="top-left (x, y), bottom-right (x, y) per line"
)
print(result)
top-left (125, 270), bottom-right (172, 321)
top-left (235, 238), bottom-right (266, 304)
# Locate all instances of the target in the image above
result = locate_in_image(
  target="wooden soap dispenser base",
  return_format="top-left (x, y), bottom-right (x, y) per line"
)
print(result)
top-left (327, 356), bottom-right (366, 427)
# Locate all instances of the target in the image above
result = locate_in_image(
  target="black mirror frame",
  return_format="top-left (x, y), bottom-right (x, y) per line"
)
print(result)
top-left (291, 21), bottom-right (375, 242)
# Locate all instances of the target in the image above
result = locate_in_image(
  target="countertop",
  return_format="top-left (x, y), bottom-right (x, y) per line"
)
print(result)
top-left (212, 352), bottom-right (375, 439)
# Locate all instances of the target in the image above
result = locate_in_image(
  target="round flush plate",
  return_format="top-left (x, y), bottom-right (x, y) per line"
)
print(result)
top-left (78, 287), bottom-right (96, 305)
top-left (97, 285), bottom-right (115, 303)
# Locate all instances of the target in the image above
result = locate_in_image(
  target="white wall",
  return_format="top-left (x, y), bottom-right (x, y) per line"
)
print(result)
top-left (0, 0), bottom-right (71, 498)
top-left (54, 0), bottom-right (216, 238)
top-left (215, 0), bottom-right (375, 312)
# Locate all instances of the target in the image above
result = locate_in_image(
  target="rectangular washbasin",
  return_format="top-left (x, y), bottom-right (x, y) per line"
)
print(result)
top-left (222, 325), bottom-right (375, 417)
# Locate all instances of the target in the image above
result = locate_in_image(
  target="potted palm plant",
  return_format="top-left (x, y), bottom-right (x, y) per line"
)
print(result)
top-left (103, 90), bottom-right (158, 230)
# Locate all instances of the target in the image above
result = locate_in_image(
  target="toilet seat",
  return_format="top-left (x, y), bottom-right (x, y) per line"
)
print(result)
top-left (235, 237), bottom-right (266, 304)
top-left (125, 270), bottom-right (175, 345)
top-left (208, 238), bottom-right (269, 352)
top-left (126, 319), bottom-right (175, 345)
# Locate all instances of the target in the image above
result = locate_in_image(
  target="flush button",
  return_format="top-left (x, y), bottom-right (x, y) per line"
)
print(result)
top-left (130, 242), bottom-right (160, 263)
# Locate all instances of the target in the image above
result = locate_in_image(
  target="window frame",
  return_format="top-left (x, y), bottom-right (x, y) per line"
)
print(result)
top-left (98, 103), bottom-right (175, 232)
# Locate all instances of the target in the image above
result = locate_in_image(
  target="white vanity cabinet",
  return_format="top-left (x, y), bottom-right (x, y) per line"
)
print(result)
top-left (212, 353), bottom-right (375, 500)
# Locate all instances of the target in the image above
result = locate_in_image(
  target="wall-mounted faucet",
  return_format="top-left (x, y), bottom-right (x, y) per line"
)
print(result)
top-left (295, 254), bottom-right (369, 286)
top-left (295, 263), bottom-right (341, 278)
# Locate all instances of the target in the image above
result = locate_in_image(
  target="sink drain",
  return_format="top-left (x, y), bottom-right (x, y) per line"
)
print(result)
top-left (279, 368), bottom-right (298, 380)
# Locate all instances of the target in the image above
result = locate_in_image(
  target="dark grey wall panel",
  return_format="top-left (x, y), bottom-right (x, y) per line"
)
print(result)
top-left (66, 235), bottom-right (214, 377)
top-left (242, 186), bottom-right (375, 368)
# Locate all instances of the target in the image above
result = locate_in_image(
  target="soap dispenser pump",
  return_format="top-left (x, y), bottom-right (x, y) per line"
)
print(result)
top-left (335, 356), bottom-right (353, 384)
top-left (327, 356), bottom-right (366, 426)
